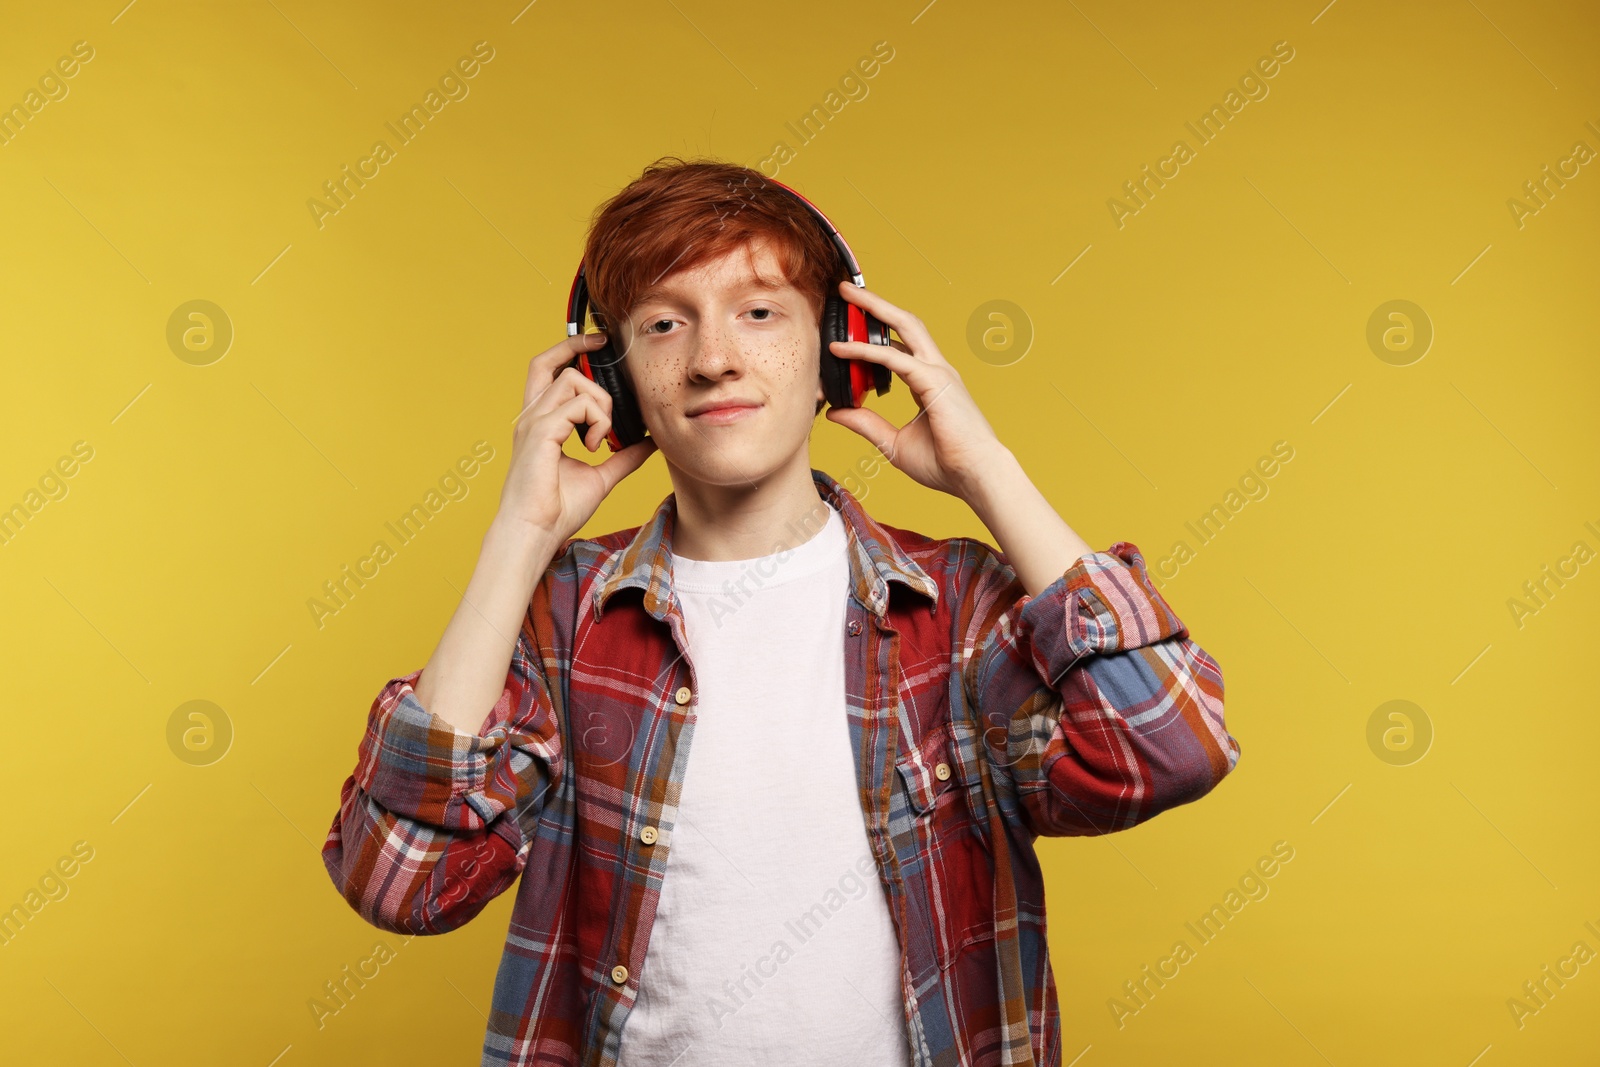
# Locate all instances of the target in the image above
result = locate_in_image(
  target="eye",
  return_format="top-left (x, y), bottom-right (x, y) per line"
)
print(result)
top-left (643, 318), bottom-right (676, 336)
top-left (747, 307), bottom-right (774, 321)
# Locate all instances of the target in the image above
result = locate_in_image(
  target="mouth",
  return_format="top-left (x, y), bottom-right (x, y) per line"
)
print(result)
top-left (687, 400), bottom-right (762, 424)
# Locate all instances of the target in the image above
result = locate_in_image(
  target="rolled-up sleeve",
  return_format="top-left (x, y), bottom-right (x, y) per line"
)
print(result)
top-left (961, 540), bottom-right (1238, 838)
top-left (321, 604), bottom-right (565, 934)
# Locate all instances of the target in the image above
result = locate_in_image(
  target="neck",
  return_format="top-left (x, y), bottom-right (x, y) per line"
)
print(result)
top-left (665, 450), bottom-right (833, 562)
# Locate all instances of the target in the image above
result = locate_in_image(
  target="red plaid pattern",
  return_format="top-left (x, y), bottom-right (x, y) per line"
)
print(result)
top-left (323, 468), bottom-right (1240, 1065)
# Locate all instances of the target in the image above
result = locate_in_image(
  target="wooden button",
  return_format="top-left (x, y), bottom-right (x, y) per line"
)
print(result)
top-left (674, 686), bottom-right (692, 705)
top-left (611, 964), bottom-right (629, 984)
top-left (640, 826), bottom-right (658, 845)
top-left (934, 762), bottom-right (951, 781)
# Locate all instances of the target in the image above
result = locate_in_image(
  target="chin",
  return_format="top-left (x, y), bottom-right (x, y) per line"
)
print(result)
top-left (670, 448), bottom-right (785, 488)
top-left (659, 423), bottom-right (812, 488)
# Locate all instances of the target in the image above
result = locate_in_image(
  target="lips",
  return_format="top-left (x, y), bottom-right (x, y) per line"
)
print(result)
top-left (687, 399), bottom-right (762, 418)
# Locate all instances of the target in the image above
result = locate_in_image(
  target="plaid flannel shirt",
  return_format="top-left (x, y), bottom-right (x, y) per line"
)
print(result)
top-left (322, 467), bottom-right (1240, 1066)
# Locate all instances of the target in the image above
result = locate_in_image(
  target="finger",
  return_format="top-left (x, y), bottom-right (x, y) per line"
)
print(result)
top-left (837, 280), bottom-right (937, 354)
top-left (525, 332), bottom-right (609, 412)
top-left (827, 337), bottom-right (926, 378)
top-left (517, 390), bottom-right (610, 448)
top-left (518, 360), bottom-right (614, 430)
top-left (556, 365), bottom-right (617, 415)
top-left (824, 404), bottom-right (901, 462)
top-left (596, 436), bottom-right (657, 486)
top-left (579, 394), bottom-right (613, 451)
top-left (856, 335), bottom-right (912, 356)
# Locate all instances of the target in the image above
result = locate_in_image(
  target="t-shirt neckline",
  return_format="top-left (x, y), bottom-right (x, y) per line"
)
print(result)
top-left (669, 501), bottom-right (846, 593)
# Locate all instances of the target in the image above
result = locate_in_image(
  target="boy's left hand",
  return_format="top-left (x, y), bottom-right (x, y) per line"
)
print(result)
top-left (824, 280), bottom-right (1013, 501)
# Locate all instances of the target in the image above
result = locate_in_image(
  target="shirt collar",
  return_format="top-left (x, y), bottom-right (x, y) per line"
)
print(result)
top-left (591, 467), bottom-right (939, 623)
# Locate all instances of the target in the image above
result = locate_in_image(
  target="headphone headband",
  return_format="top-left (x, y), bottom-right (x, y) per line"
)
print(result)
top-left (566, 176), bottom-right (866, 336)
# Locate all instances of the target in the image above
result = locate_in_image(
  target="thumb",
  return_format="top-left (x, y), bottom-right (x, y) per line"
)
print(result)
top-left (825, 406), bottom-right (898, 461)
top-left (597, 436), bottom-right (657, 488)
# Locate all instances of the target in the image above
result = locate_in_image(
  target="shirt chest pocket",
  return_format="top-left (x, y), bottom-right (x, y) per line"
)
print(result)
top-left (894, 720), bottom-right (960, 817)
top-left (893, 719), bottom-right (994, 863)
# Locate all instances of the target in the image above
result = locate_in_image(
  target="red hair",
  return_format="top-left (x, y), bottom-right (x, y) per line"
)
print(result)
top-left (579, 157), bottom-right (845, 334)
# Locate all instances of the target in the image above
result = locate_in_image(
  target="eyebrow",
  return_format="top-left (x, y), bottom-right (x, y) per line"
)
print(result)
top-left (632, 270), bottom-right (789, 315)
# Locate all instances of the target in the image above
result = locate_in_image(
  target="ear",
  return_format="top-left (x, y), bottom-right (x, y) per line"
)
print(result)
top-left (814, 382), bottom-right (826, 416)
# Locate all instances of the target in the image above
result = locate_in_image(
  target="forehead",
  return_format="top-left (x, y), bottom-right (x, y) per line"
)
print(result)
top-left (635, 239), bottom-right (795, 307)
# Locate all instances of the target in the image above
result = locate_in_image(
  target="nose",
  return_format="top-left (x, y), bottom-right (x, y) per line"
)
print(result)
top-left (687, 316), bottom-right (745, 380)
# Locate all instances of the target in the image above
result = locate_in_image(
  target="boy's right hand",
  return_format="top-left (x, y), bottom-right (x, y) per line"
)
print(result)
top-left (496, 332), bottom-right (657, 546)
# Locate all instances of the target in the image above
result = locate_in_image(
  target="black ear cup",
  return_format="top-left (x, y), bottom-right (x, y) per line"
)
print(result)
top-left (818, 292), bottom-right (892, 410)
top-left (818, 294), bottom-right (856, 410)
top-left (567, 340), bottom-right (649, 450)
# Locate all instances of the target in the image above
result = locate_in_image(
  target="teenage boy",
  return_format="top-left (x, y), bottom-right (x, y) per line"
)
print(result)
top-left (323, 158), bottom-right (1240, 1067)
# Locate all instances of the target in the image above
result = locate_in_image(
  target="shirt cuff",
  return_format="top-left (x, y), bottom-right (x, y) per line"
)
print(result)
top-left (352, 669), bottom-right (515, 830)
top-left (1015, 541), bottom-right (1189, 687)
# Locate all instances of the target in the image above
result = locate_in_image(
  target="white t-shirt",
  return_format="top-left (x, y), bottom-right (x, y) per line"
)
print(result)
top-left (616, 501), bottom-right (911, 1066)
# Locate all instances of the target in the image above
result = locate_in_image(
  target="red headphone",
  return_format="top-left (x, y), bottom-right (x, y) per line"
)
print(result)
top-left (562, 176), bottom-right (892, 451)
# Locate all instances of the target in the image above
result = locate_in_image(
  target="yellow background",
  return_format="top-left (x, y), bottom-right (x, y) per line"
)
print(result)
top-left (2, 0), bottom-right (1597, 1063)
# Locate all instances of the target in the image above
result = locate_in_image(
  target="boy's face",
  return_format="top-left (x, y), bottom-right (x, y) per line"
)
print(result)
top-left (614, 238), bottom-right (828, 487)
